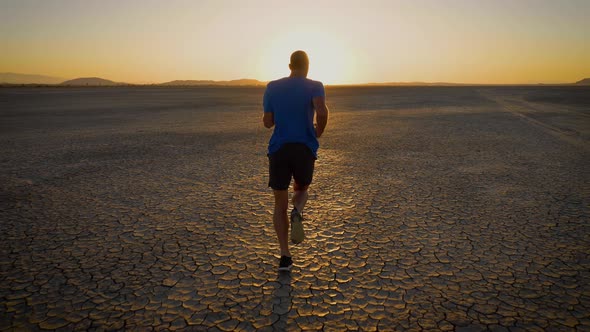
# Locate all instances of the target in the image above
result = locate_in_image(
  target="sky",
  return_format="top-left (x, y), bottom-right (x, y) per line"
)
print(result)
top-left (1, 0), bottom-right (589, 85)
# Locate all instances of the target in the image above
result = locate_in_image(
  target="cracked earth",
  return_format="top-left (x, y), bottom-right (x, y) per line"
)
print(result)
top-left (1, 86), bottom-right (589, 330)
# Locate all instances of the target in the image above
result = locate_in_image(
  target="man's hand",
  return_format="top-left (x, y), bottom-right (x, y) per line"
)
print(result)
top-left (313, 96), bottom-right (329, 138)
top-left (263, 112), bottom-right (274, 128)
top-left (315, 123), bottom-right (323, 138)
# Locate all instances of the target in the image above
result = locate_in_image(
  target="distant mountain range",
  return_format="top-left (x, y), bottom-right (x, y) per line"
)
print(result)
top-left (368, 78), bottom-right (590, 86)
top-left (0, 73), bottom-right (265, 86)
top-left (60, 77), bottom-right (126, 86)
top-left (1, 72), bottom-right (589, 86)
top-left (159, 79), bottom-right (266, 86)
top-left (366, 81), bottom-right (470, 86)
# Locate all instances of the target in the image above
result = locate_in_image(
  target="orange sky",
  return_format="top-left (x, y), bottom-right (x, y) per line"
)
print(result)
top-left (1, 0), bottom-right (589, 84)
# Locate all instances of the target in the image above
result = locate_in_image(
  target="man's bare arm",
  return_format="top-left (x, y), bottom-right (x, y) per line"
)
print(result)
top-left (263, 112), bottom-right (274, 128)
top-left (313, 96), bottom-right (329, 138)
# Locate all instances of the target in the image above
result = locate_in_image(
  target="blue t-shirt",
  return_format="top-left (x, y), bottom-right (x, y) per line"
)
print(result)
top-left (263, 77), bottom-right (325, 158)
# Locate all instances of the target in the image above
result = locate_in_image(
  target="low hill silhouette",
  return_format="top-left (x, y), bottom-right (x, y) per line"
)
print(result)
top-left (2, 72), bottom-right (589, 87)
top-left (160, 79), bottom-right (266, 86)
top-left (366, 81), bottom-right (469, 86)
top-left (61, 77), bottom-right (126, 86)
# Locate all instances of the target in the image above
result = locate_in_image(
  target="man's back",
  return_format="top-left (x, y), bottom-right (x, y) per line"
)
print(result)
top-left (263, 50), bottom-right (329, 271)
top-left (263, 76), bottom-right (325, 158)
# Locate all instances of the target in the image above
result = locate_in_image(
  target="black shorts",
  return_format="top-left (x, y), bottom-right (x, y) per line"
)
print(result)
top-left (268, 143), bottom-right (316, 190)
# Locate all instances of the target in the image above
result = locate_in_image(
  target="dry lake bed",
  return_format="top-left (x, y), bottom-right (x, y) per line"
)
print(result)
top-left (1, 85), bottom-right (589, 330)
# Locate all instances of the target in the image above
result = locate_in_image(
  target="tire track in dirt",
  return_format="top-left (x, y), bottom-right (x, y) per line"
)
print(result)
top-left (477, 89), bottom-right (590, 152)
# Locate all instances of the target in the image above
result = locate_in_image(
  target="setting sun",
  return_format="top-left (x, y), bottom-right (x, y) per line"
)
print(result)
top-left (1, 0), bottom-right (590, 330)
top-left (0, 0), bottom-right (588, 84)
top-left (258, 27), bottom-right (357, 85)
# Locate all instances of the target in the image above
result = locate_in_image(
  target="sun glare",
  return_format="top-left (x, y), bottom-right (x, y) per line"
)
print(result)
top-left (258, 28), bottom-right (357, 85)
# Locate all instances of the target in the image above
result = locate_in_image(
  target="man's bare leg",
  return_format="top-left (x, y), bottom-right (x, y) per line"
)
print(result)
top-left (292, 183), bottom-right (309, 214)
top-left (273, 189), bottom-right (290, 257)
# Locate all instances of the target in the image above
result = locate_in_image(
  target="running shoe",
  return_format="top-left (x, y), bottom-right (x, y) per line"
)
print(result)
top-left (278, 255), bottom-right (293, 271)
top-left (290, 208), bottom-right (305, 244)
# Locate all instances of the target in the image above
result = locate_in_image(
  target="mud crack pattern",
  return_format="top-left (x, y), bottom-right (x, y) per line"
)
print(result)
top-left (1, 86), bottom-right (589, 330)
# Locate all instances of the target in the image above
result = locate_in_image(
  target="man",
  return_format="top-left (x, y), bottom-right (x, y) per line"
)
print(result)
top-left (263, 50), bottom-right (329, 271)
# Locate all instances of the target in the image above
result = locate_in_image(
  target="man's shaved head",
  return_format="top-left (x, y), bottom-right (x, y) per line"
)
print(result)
top-left (290, 50), bottom-right (309, 70)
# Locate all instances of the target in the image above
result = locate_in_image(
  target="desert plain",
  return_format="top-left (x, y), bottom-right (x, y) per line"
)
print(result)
top-left (0, 85), bottom-right (589, 330)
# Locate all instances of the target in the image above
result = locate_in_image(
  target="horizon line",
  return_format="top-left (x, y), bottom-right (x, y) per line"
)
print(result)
top-left (1, 72), bottom-right (588, 86)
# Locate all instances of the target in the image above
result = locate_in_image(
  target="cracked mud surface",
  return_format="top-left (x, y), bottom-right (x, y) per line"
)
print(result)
top-left (1, 86), bottom-right (589, 330)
